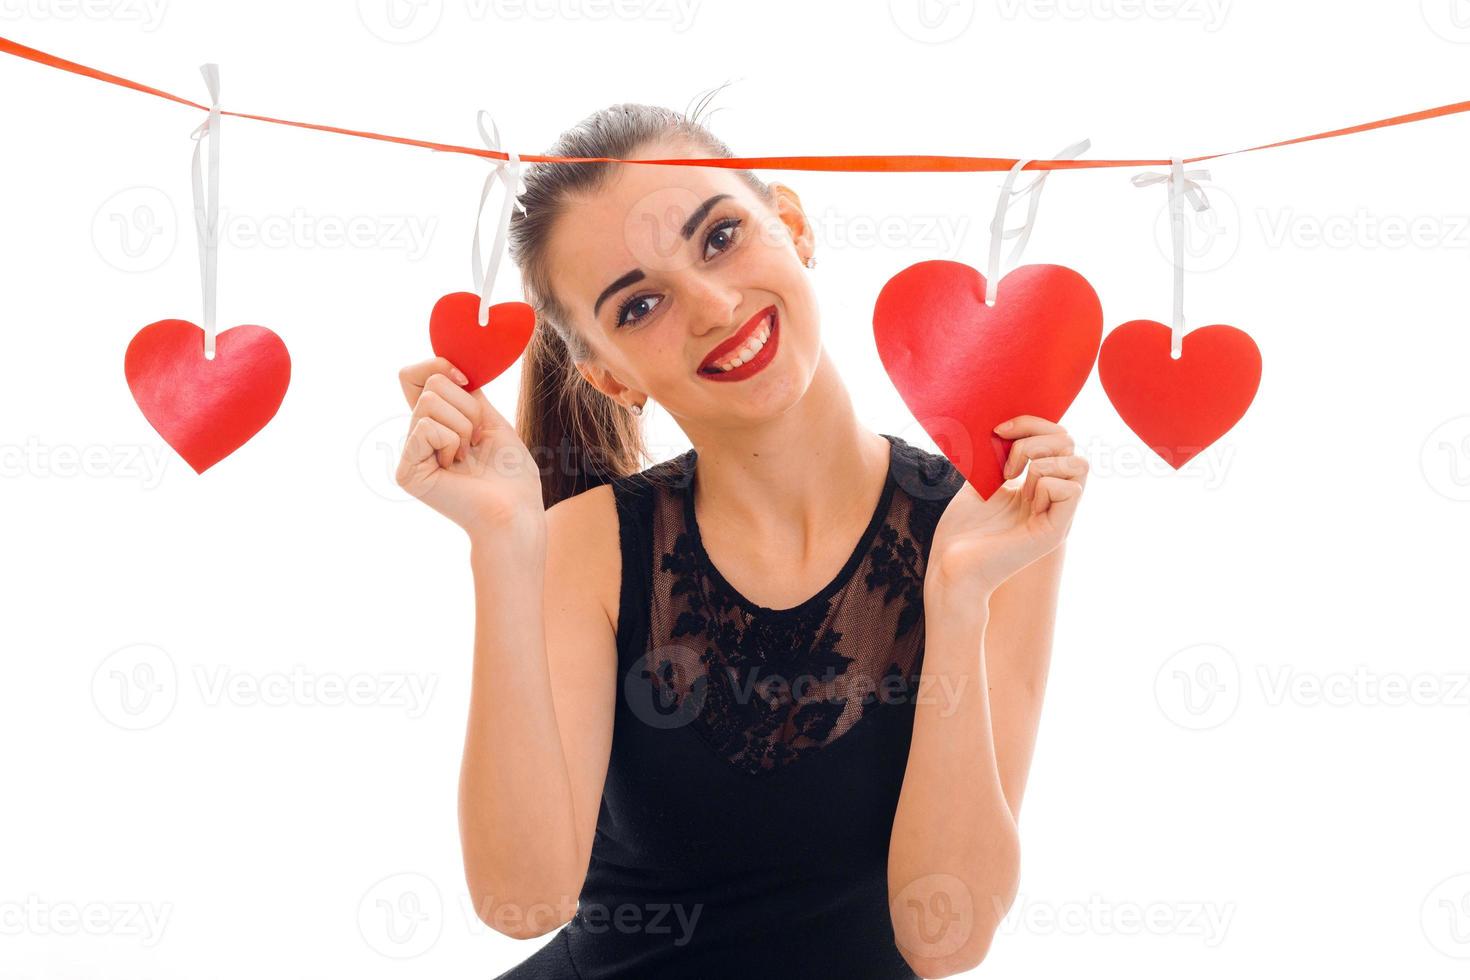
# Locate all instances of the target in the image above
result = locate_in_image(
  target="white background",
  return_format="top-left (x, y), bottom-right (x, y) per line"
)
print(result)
top-left (2, 1), bottom-right (1468, 976)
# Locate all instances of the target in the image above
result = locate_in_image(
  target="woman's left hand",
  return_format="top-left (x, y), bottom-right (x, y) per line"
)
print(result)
top-left (927, 415), bottom-right (1089, 600)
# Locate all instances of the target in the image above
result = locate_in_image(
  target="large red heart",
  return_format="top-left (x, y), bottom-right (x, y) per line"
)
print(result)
top-left (1098, 319), bottom-right (1262, 469)
top-left (873, 260), bottom-right (1103, 499)
top-left (428, 292), bottom-right (536, 392)
top-left (124, 319), bottom-right (291, 474)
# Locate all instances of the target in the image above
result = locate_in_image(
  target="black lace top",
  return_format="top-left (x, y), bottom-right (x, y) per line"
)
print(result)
top-left (495, 433), bottom-right (966, 980)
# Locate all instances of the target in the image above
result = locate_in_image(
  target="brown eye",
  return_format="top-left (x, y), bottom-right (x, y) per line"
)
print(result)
top-left (614, 218), bottom-right (742, 329)
top-left (703, 218), bottom-right (741, 261)
top-left (615, 293), bottom-right (662, 328)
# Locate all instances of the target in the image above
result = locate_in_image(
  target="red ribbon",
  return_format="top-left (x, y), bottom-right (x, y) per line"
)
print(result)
top-left (4, 32), bottom-right (1470, 172)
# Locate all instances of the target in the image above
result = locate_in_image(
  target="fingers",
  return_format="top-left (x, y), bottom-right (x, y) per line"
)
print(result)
top-left (409, 387), bottom-right (473, 468)
top-left (1022, 455), bottom-right (1089, 521)
top-left (396, 415), bottom-right (458, 488)
top-left (423, 373), bottom-right (487, 450)
top-left (399, 356), bottom-right (470, 408)
top-left (1000, 426), bottom-right (1076, 481)
top-left (1019, 451), bottom-right (1089, 485)
top-left (1031, 475), bottom-right (1083, 528)
top-left (398, 357), bottom-right (518, 444)
top-left (995, 415), bottom-right (1063, 438)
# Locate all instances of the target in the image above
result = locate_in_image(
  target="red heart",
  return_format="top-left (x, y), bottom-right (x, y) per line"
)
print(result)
top-left (428, 292), bottom-right (536, 392)
top-left (1098, 320), bottom-right (1262, 469)
top-left (873, 261), bottom-right (1103, 499)
top-left (124, 319), bottom-right (291, 474)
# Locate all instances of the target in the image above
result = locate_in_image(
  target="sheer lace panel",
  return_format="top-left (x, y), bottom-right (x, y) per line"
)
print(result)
top-left (633, 437), bottom-right (958, 775)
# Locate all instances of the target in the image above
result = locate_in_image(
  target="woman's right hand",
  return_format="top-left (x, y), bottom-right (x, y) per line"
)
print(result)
top-left (395, 356), bottom-right (545, 539)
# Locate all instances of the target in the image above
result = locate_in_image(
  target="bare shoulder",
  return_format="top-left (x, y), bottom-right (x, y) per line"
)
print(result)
top-left (543, 482), bottom-right (622, 637)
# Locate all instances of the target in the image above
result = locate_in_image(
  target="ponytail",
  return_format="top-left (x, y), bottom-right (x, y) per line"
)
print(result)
top-left (515, 319), bottom-right (646, 510)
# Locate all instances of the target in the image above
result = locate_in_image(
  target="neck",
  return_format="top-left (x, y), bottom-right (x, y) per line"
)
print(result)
top-left (680, 346), bottom-right (893, 549)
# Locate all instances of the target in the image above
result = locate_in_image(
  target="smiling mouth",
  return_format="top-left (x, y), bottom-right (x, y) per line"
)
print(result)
top-left (698, 306), bottom-right (777, 375)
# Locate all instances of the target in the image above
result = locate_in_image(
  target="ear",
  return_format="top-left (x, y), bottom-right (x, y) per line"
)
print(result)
top-left (575, 358), bottom-right (641, 405)
top-left (767, 182), bottom-right (815, 262)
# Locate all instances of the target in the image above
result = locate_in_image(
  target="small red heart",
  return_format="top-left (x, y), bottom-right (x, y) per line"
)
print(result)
top-left (1098, 319), bottom-right (1262, 469)
top-left (873, 260), bottom-right (1103, 499)
top-left (428, 292), bottom-right (536, 392)
top-left (124, 319), bottom-right (291, 474)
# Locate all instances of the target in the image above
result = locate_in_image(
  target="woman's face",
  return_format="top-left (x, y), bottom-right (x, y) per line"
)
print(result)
top-left (546, 139), bottom-right (819, 429)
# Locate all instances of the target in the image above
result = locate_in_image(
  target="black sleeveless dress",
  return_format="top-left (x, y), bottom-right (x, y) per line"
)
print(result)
top-left (494, 432), bottom-right (966, 980)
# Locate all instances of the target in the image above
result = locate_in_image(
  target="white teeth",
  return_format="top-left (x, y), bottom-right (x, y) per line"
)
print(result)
top-left (709, 314), bottom-right (774, 372)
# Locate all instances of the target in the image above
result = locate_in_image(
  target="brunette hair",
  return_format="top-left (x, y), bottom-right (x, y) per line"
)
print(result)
top-left (508, 87), bottom-right (775, 509)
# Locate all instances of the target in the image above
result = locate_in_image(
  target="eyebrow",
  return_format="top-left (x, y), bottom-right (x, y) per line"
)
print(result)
top-left (592, 193), bottom-right (733, 317)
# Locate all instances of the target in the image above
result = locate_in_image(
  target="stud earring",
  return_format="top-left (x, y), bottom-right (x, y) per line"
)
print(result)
top-left (627, 401), bottom-right (644, 417)
top-left (804, 254), bottom-right (817, 269)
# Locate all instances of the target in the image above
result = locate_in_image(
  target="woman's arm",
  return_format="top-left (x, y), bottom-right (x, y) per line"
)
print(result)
top-left (981, 540), bottom-right (1065, 822)
top-left (459, 491), bottom-right (620, 940)
top-left (887, 544), bottom-right (1065, 976)
top-left (887, 588), bottom-right (1020, 978)
top-left (393, 358), bottom-right (620, 941)
top-left (887, 415), bottom-right (1083, 977)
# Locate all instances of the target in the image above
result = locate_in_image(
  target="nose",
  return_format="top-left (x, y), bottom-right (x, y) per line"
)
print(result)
top-left (682, 272), bottom-right (743, 338)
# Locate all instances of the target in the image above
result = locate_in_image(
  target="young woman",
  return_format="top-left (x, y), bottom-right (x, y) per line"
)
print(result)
top-left (393, 101), bottom-right (1087, 979)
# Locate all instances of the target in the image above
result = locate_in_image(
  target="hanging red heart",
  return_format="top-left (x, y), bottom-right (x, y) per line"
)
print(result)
top-left (873, 260), bottom-right (1103, 499)
top-left (428, 291), bottom-right (536, 392)
top-left (1098, 319), bottom-right (1262, 469)
top-left (124, 319), bottom-right (291, 474)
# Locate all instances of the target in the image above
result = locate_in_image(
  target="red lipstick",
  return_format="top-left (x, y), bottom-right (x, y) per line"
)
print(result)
top-left (698, 305), bottom-right (778, 380)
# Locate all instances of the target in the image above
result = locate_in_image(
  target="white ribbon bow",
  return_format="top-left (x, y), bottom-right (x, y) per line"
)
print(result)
top-left (470, 111), bottom-right (526, 327)
top-left (986, 138), bottom-right (1091, 306)
top-left (189, 63), bottom-right (222, 358)
top-left (1132, 157), bottom-right (1213, 358)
